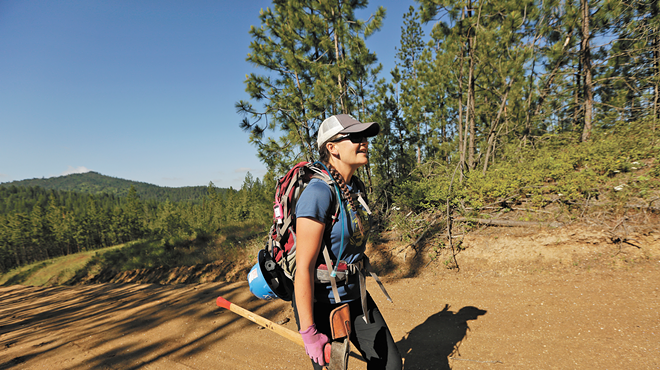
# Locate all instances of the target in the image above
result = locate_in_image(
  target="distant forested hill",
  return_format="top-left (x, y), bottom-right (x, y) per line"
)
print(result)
top-left (0, 170), bottom-right (270, 274)
top-left (0, 172), bottom-right (215, 203)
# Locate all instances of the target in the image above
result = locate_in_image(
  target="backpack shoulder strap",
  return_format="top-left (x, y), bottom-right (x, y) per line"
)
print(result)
top-left (307, 163), bottom-right (342, 225)
top-left (350, 176), bottom-right (372, 215)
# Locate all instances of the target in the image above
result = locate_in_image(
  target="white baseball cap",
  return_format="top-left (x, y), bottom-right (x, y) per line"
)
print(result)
top-left (317, 114), bottom-right (380, 149)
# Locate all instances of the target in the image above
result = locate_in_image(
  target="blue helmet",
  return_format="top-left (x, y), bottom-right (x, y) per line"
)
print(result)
top-left (248, 249), bottom-right (293, 301)
top-left (248, 266), bottom-right (276, 300)
top-left (248, 250), bottom-right (278, 300)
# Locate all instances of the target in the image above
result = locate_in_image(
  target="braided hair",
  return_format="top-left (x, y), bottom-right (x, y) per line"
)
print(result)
top-left (319, 140), bottom-right (365, 236)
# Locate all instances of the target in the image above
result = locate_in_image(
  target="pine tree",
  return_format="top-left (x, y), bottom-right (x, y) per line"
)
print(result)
top-left (0, 215), bottom-right (11, 272)
top-left (597, 0), bottom-right (660, 125)
top-left (125, 185), bottom-right (144, 239)
top-left (236, 0), bottom-right (385, 176)
top-left (30, 204), bottom-right (51, 260)
top-left (580, 0), bottom-right (594, 141)
top-left (369, 77), bottom-right (409, 208)
top-left (396, 6), bottom-right (427, 165)
top-left (417, 0), bottom-right (539, 173)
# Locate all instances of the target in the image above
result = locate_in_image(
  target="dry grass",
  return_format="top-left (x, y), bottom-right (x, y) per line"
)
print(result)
top-left (0, 244), bottom-right (124, 287)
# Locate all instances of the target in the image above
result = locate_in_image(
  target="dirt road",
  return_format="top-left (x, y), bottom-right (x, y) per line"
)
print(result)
top-left (1, 226), bottom-right (659, 369)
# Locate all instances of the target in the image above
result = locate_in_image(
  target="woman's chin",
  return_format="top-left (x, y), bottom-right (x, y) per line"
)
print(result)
top-left (356, 156), bottom-right (369, 166)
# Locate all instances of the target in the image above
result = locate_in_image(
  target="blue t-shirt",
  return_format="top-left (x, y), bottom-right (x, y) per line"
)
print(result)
top-left (295, 177), bottom-right (371, 303)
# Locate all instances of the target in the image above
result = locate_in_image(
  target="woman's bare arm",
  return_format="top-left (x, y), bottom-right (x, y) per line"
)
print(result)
top-left (294, 216), bottom-right (325, 330)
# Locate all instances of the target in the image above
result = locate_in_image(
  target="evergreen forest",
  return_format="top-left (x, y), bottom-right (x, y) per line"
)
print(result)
top-left (0, 173), bottom-right (272, 273)
top-left (238, 1), bottom-right (659, 218)
top-left (2, 0), bottom-right (659, 276)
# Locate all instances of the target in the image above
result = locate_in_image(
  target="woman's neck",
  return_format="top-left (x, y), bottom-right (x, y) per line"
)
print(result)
top-left (329, 159), bottom-right (355, 183)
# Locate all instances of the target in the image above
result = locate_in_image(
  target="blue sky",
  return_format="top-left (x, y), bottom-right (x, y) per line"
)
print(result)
top-left (0, 0), bottom-right (424, 189)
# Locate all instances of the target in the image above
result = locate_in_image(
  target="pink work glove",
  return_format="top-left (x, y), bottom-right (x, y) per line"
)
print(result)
top-left (300, 324), bottom-right (329, 366)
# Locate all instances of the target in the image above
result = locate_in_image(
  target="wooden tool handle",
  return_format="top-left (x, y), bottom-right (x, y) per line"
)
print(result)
top-left (216, 296), bottom-right (304, 347)
top-left (216, 296), bottom-right (334, 368)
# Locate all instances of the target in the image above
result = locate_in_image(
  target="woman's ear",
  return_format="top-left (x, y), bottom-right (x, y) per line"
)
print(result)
top-left (326, 142), bottom-right (340, 157)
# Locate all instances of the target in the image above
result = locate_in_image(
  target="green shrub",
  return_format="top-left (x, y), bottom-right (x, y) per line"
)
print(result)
top-left (389, 119), bottom-right (659, 214)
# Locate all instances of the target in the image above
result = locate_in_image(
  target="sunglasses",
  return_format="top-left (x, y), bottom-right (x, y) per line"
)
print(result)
top-left (330, 133), bottom-right (368, 144)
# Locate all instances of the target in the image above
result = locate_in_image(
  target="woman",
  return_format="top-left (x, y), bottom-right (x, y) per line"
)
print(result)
top-left (293, 114), bottom-right (402, 369)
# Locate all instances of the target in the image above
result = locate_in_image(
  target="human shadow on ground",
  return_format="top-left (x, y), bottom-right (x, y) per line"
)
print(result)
top-left (397, 304), bottom-right (487, 370)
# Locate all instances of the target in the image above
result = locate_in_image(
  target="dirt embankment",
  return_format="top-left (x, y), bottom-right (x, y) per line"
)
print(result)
top-left (70, 259), bottom-right (246, 286)
top-left (1, 224), bottom-right (659, 369)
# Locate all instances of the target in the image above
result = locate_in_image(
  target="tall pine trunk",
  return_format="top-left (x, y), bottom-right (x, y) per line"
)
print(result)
top-left (580, 0), bottom-right (593, 142)
top-left (653, 0), bottom-right (659, 126)
top-left (457, 8), bottom-right (466, 182)
top-left (334, 21), bottom-right (346, 114)
top-left (574, 58), bottom-right (581, 132)
top-left (483, 84), bottom-right (511, 175)
top-left (466, 2), bottom-right (477, 170)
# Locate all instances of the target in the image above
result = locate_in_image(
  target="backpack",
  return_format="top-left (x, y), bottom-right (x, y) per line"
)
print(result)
top-left (255, 161), bottom-right (342, 301)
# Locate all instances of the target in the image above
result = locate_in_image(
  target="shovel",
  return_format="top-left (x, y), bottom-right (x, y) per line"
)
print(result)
top-left (216, 296), bottom-right (352, 370)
